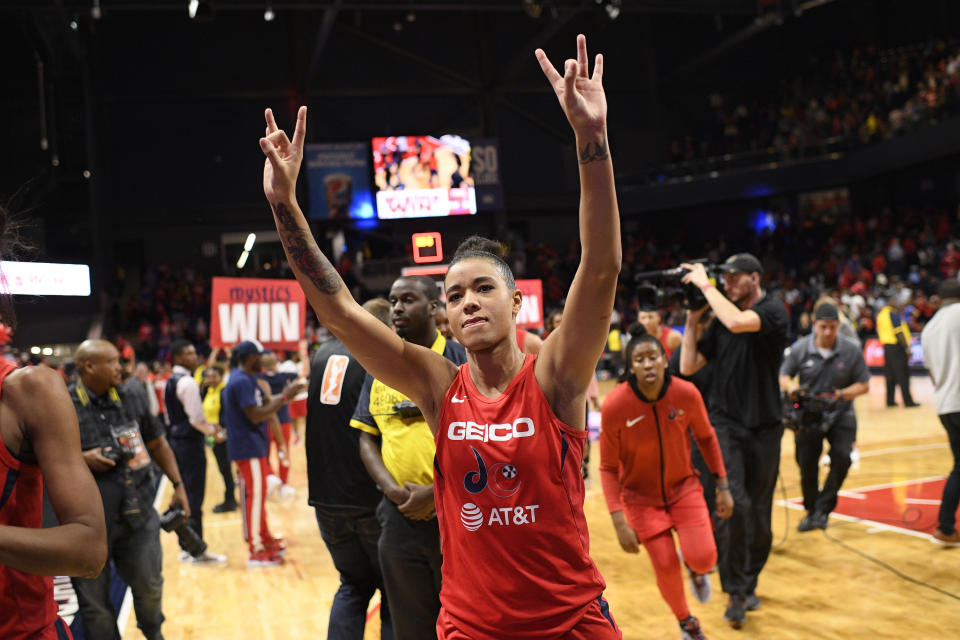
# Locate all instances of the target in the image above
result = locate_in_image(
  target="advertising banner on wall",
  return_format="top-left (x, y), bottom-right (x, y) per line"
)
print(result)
top-left (210, 277), bottom-right (306, 351)
top-left (516, 279), bottom-right (543, 330)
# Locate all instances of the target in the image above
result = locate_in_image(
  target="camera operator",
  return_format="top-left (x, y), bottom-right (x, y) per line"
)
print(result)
top-left (70, 339), bottom-right (188, 640)
top-left (679, 253), bottom-right (788, 629)
top-left (779, 303), bottom-right (870, 532)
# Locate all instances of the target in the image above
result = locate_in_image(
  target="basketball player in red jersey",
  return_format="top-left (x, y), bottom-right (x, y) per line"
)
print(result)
top-left (261, 34), bottom-right (620, 638)
top-left (638, 305), bottom-right (682, 359)
top-left (0, 218), bottom-right (107, 639)
top-left (600, 332), bottom-right (733, 639)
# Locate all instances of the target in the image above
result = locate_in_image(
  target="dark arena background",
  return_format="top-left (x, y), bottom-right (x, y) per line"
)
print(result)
top-left (2, 1), bottom-right (959, 638)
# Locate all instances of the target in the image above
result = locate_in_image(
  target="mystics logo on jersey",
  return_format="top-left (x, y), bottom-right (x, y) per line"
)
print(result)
top-left (320, 355), bottom-right (349, 405)
top-left (458, 447), bottom-right (538, 531)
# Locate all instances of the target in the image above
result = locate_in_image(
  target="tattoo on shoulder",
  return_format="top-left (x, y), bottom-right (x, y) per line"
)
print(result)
top-left (578, 138), bottom-right (609, 165)
top-left (273, 203), bottom-right (343, 295)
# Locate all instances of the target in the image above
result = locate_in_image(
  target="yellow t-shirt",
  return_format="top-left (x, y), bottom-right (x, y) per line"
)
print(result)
top-left (202, 381), bottom-right (226, 426)
top-left (876, 306), bottom-right (911, 345)
top-left (349, 331), bottom-right (466, 487)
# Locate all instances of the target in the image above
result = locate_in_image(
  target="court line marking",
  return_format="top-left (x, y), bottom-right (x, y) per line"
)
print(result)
top-left (777, 475), bottom-right (944, 541)
top-left (855, 443), bottom-right (945, 459)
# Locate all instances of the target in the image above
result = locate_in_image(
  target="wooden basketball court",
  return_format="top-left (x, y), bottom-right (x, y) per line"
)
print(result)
top-left (130, 376), bottom-right (958, 639)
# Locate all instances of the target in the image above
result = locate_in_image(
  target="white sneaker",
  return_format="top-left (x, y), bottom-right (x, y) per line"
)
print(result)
top-left (688, 569), bottom-right (713, 603)
top-left (178, 550), bottom-right (192, 563)
top-left (266, 474), bottom-right (283, 499)
top-left (278, 484), bottom-right (296, 503)
top-left (190, 551), bottom-right (227, 566)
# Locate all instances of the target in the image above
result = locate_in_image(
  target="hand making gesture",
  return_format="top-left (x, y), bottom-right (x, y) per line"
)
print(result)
top-left (260, 106), bottom-right (307, 206)
top-left (535, 34), bottom-right (607, 138)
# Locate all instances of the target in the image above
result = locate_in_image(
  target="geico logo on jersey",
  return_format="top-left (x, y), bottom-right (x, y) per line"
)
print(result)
top-left (447, 418), bottom-right (535, 442)
top-left (459, 502), bottom-right (540, 531)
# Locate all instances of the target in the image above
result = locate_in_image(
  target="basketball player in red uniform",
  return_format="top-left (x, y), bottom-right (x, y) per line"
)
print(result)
top-left (600, 332), bottom-right (733, 639)
top-left (0, 258), bottom-right (107, 638)
top-left (261, 34), bottom-right (621, 639)
top-left (638, 305), bottom-right (682, 359)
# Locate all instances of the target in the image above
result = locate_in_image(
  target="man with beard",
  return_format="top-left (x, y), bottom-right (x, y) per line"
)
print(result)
top-left (350, 276), bottom-right (466, 640)
top-left (679, 253), bottom-right (789, 629)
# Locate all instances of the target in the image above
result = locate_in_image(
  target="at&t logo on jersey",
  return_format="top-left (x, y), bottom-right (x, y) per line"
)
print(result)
top-left (459, 503), bottom-right (541, 531)
top-left (460, 503), bottom-right (484, 531)
top-left (447, 417), bottom-right (535, 442)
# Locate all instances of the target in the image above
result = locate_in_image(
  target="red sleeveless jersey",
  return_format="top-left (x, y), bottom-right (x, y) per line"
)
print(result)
top-left (434, 354), bottom-right (606, 639)
top-left (659, 325), bottom-right (675, 360)
top-left (0, 362), bottom-right (71, 640)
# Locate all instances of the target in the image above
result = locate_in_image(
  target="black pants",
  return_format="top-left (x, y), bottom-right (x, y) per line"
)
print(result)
top-left (376, 496), bottom-right (442, 640)
top-left (168, 436), bottom-right (206, 549)
top-left (883, 343), bottom-right (915, 406)
top-left (213, 440), bottom-right (236, 504)
top-left (939, 413), bottom-right (960, 534)
top-left (713, 418), bottom-right (783, 597)
top-left (795, 417), bottom-right (856, 515)
top-left (315, 506), bottom-right (393, 640)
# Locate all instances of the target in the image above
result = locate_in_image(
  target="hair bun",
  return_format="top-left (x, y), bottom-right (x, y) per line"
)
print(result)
top-left (455, 235), bottom-right (504, 259)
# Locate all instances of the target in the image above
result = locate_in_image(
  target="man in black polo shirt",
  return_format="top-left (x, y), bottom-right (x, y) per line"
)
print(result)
top-left (680, 253), bottom-right (789, 629)
top-left (307, 298), bottom-right (394, 640)
top-left (780, 303), bottom-right (870, 532)
top-left (70, 339), bottom-right (189, 640)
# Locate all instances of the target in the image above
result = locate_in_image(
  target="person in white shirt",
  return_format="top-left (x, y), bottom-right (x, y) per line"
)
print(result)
top-left (920, 279), bottom-right (960, 546)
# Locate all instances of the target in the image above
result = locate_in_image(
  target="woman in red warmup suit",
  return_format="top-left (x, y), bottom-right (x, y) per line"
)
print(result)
top-left (262, 35), bottom-right (622, 640)
top-left (600, 331), bottom-right (734, 640)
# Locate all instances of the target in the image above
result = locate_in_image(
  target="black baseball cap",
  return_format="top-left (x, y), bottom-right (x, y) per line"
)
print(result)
top-left (814, 303), bottom-right (840, 321)
top-left (234, 340), bottom-right (263, 359)
top-left (719, 253), bottom-right (763, 274)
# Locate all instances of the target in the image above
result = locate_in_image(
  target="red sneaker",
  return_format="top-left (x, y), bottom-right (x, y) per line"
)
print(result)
top-left (247, 551), bottom-right (284, 567)
top-left (265, 537), bottom-right (288, 557)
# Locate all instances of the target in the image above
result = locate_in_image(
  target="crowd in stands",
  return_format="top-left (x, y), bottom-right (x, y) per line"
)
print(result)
top-left (664, 38), bottom-right (960, 176)
top-left (67, 203), bottom-right (956, 380)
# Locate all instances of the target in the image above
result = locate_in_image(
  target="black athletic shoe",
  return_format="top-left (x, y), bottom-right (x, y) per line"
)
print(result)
top-left (745, 593), bottom-right (762, 611)
top-left (797, 512), bottom-right (817, 532)
top-left (213, 501), bottom-right (238, 513)
top-left (811, 511), bottom-right (828, 529)
top-left (724, 595), bottom-right (746, 629)
top-left (905, 402), bottom-right (921, 408)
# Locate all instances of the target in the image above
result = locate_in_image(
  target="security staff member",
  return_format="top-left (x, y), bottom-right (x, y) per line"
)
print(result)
top-left (350, 276), bottom-right (466, 640)
top-left (679, 253), bottom-right (789, 629)
top-left (876, 301), bottom-right (918, 407)
top-left (779, 303), bottom-right (870, 531)
top-left (70, 339), bottom-right (188, 640)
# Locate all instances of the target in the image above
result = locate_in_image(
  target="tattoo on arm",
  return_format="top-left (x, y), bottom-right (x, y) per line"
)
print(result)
top-left (578, 138), bottom-right (609, 165)
top-left (273, 203), bottom-right (343, 295)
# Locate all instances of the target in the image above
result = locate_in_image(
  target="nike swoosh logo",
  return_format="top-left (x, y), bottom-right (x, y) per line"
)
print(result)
top-left (451, 396), bottom-right (466, 404)
top-left (626, 416), bottom-right (644, 427)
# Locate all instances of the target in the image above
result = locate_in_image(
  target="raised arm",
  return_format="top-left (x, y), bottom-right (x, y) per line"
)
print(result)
top-left (259, 107), bottom-right (456, 420)
top-left (0, 367), bottom-right (106, 577)
top-left (534, 35), bottom-right (622, 427)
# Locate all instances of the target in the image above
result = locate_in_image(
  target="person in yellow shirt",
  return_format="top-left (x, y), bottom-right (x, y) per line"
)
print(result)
top-left (350, 276), bottom-right (466, 640)
top-left (876, 302), bottom-right (918, 407)
top-left (201, 366), bottom-right (236, 512)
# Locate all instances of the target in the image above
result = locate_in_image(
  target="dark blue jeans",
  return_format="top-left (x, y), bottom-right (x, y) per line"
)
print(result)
top-left (315, 506), bottom-right (393, 640)
top-left (939, 413), bottom-right (960, 534)
top-left (168, 436), bottom-right (206, 548)
top-left (73, 508), bottom-right (164, 640)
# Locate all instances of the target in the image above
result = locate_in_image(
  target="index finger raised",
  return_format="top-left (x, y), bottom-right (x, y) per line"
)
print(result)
top-left (265, 108), bottom-right (279, 134)
top-left (535, 48), bottom-right (563, 86)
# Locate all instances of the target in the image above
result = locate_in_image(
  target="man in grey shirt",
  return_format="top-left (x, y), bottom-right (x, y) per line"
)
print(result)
top-left (920, 279), bottom-right (960, 546)
top-left (780, 303), bottom-right (870, 531)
